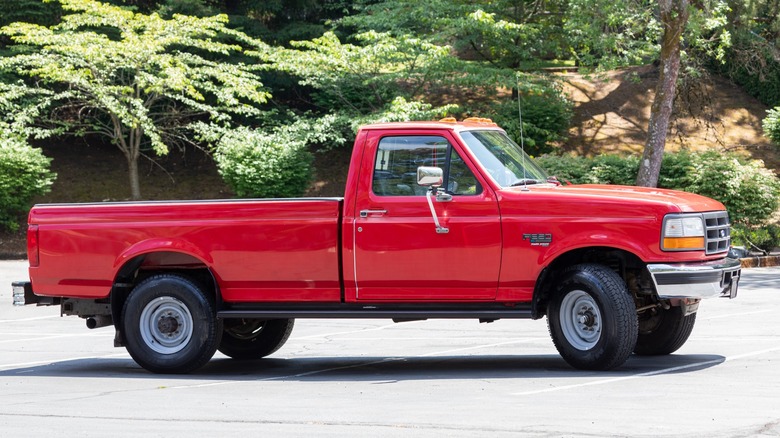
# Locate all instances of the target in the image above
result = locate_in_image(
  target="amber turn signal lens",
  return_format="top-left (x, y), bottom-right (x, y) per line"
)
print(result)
top-left (663, 236), bottom-right (705, 250)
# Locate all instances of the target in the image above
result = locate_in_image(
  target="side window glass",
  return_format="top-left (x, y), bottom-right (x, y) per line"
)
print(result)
top-left (448, 149), bottom-right (481, 195)
top-left (373, 136), bottom-right (481, 196)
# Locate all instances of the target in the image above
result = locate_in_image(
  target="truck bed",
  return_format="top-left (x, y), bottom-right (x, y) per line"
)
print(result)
top-left (28, 198), bottom-right (344, 303)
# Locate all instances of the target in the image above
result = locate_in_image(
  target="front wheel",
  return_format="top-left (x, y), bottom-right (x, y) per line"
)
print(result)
top-left (218, 318), bottom-right (295, 360)
top-left (634, 306), bottom-right (696, 355)
top-left (547, 264), bottom-right (638, 370)
top-left (122, 274), bottom-right (222, 374)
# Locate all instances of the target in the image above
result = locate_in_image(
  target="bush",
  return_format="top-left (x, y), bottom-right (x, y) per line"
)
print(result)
top-left (687, 151), bottom-right (780, 226)
top-left (535, 153), bottom-right (593, 184)
top-left (764, 107), bottom-right (780, 145)
top-left (213, 127), bottom-right (313, 198)
top-left (731, 223), bottom-right (780, 254)
top-left (657, 150), bottom-right (695, 190)
top-left (586, 154), bottom-right (639, 185)
top-left (0, 135), bottom-right (56, 231)
top-left (490, 88), bottom-right (573, 156)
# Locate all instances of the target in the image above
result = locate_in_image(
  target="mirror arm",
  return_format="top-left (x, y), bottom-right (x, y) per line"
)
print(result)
top-left (426, 188), bottom-right (449, 234)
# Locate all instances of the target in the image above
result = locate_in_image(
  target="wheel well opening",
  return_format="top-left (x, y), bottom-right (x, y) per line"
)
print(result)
top-left (111, 252), bottom-right (218, 338)
top-left (533, 247), bottom-right (647, 318)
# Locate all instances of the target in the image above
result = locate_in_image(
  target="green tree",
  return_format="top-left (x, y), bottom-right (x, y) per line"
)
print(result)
top-left (635, 0), bottom-right (690, 187)
top-left (0, 0), bottom-right (271, 199)
top-left (0, 131), bottom-right (56, 231)
top-left (765, 107), bottom-right (780, 144)
top-left (341, 0), bottom-right (567, 70)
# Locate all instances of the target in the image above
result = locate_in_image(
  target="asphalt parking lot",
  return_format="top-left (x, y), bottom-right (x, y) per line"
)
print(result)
top-left (1, 260), bottom-right (779, 437)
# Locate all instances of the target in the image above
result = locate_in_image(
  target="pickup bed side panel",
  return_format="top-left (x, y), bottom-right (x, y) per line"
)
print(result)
top-left (29, 199), bottom-right (343, 303)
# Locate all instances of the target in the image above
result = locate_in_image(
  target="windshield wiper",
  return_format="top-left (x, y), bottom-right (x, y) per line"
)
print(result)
top-left (510, 178), bottom-right (541, 187)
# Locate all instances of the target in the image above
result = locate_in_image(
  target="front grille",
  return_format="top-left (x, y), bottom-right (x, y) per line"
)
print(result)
top-left (703, 211), bottom-right (730, 255)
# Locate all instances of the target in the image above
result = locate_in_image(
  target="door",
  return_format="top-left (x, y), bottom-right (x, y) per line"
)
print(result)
top-left (353, 131), bottom-right (502, 301)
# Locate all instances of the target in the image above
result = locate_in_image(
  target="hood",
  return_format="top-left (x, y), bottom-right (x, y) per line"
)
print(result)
top-left (499, 183), bottom-right (726, 215)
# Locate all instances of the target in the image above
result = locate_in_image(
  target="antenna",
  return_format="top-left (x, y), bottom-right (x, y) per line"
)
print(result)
top-left (517, 72), bottom-right (529, 191)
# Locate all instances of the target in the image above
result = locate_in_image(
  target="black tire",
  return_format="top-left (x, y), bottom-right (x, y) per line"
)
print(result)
top-left (634, 306), bottom-right (696, 355)
top-left (121, 274), bottom-right (222, 374)
top-left (547, 264), bottom-right (638, 371)
top-left (218, 318), bottom-right (294, 360)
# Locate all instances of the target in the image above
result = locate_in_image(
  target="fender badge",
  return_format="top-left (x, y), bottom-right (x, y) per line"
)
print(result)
top-left (523, 233), bottom-right (552, 247)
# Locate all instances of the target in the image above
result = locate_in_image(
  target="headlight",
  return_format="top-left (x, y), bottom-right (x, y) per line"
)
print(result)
top-left (662, 214), bottom-right (705, 251)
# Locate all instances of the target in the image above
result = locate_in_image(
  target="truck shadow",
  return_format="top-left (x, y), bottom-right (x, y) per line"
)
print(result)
top-left (0, 353), bottom-right (724, 381)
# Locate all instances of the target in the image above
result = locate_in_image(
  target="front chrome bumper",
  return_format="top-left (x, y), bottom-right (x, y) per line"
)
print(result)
top-left (646, 257), bottom-right (741, 300)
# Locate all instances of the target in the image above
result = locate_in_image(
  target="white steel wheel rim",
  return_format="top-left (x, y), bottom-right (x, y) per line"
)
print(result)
top-left (559, 290), bottom-right (602, 351)
top-left (139, 296), bottom-right (194, 354)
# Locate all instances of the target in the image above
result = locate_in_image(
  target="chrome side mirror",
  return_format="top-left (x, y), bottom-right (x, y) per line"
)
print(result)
top-left (417, 166), bottom-right (443, 188)
top-left (417, 166), bottom-right (449, 234)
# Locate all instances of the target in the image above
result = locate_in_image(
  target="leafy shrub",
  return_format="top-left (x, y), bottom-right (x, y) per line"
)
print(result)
top-left (213, 127), bottom-right (313, 198)
top-left (764, 107), bottom-right (780, 145)
top-left (490, 88), bottom-right (573, 156)
top-left (0, 135), bottom-right (56, 231)
top-left (657, 150), bottom-right (695, 190)
top-left (535, 154), bottom-right (593, 184)
top-left (731, 223), bottom-right (780, 254)
top-left (586, 154), bottom-right (639, 185)
top-left (686, 151), bottom-right (780, 226)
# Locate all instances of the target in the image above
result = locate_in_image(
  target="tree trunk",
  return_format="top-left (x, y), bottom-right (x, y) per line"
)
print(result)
top-left (126, 126), bottom-right (143, 200)
top-left (635, 0), bottom-right (689, 187)
top-left (127, 153), bottom-right (142, 200)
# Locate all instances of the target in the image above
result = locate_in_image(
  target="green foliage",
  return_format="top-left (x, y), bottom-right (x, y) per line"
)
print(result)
top-left (712, 20), bottom-right (780, 108)
top-left (586, 154), bottom-right (640, 185)
top-left (536, 150), bottom-right (780, 226)
top-left (267, 31), bottom-right (451, 112)
top-left (490, 88), bottom-right (572, 156)
top-left (731, 223), bottom-right (780, 254)
top-left (764, 107), bottom-right (780, 145)
top-left (686, 151), bottom-right (780, 226)
top-left (0, 0), bottom-right (62, 28)
top-left (212, 126), bottom-right (313, 198)
top-left (0, 134), bottom-right (56, 231)
top-left (340, 0), bottom-right (567, 70)
top-left (534, 153), bottom-right (592, 184)
top-left (0, 0), bottom-right (272, 199)
top-left (563, 0), bottom-right (659, 69)
top-left (656, 150), bottom-right (695, 190)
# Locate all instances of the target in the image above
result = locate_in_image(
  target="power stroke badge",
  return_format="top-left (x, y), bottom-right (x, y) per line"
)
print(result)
top-left (523, 233), bottom-right (552, 247)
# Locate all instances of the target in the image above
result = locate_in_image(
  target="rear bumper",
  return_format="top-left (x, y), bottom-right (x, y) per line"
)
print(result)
top-left (12, 281), bottom-right (60, 306)
top-left (646, 257), bottom-right (741, 300)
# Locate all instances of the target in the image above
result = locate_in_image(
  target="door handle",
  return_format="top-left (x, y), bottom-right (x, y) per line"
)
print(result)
top-left (360, 209), bottom-right (387, 218)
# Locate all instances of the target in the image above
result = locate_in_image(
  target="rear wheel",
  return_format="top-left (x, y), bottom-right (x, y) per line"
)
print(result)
top-left (547, 264), bottom-right (638, 370)
top-left (218, 318), bottom-right (295, 360)
top-left (634, 306), bottom-right (696, 355)
top-left (122, 274), bottom-right (222, 374)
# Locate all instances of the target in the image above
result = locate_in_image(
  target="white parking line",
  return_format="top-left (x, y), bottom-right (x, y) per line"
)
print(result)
top-left (418, 338), bottom-right (549, 357)
top-left (0, 315), bottom-right (59, 323)
top-left (510, 345), bottom-right (780, 396)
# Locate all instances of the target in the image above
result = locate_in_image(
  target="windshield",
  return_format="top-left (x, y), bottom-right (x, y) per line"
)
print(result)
top-left (459, 130), bottom-right (549, 188)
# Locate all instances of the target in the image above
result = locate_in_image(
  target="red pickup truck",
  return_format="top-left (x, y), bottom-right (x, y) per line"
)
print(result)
top-left (12, 118), bottom-right (740, 373)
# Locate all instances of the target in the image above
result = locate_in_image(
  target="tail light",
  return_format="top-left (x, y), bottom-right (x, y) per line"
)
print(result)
top-left (27, 224), bottom-right (39, 267)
